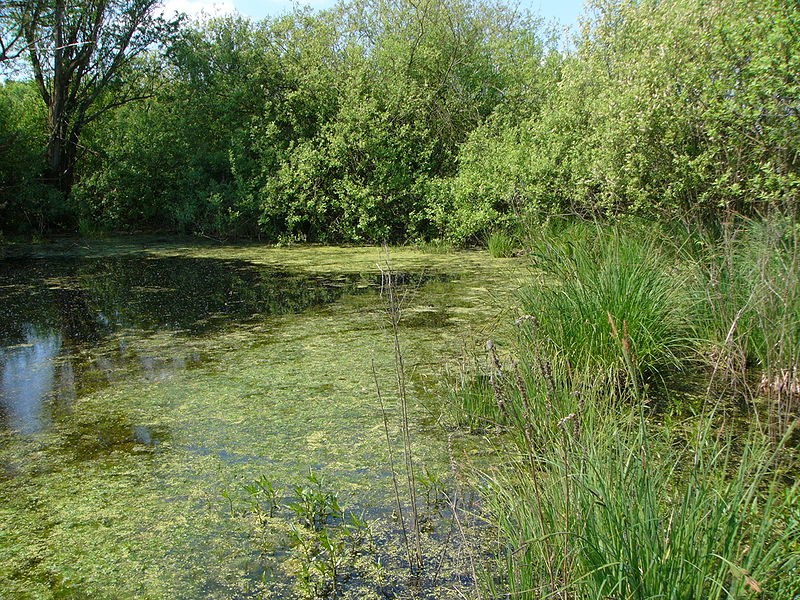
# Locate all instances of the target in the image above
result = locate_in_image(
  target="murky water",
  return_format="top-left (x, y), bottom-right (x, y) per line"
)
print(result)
top-left (0, 240), bottom-right (522, 598)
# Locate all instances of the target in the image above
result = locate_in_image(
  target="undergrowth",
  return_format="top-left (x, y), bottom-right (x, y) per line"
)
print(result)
top-left (487, 231), bottom-right (516, 258)
top-left (687, 216), bottom-right (800, 436)
top-left (520, 221), bottom-right (691, 395)
top-left (453, 215), bottom-right (800, 599)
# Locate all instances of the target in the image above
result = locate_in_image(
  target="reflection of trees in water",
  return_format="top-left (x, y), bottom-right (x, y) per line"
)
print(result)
top-left (76, 256), bottom-right (367, 333)
top-left (0, 255), bottom-right (368, 346)
top-left (0, 254), bottom-right (447, 434)
top-left (0, 255), bottom-right (375, 434)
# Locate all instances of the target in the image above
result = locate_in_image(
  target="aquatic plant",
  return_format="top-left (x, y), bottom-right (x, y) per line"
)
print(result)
top-left (0, 241), bottom-right (509, 599)
top-left (448, 370), bottom-right (501, 432)
top-left (287, 471), bottom-right (343, 532)
top-left (234, 471), bottom-right (382, 599)
top-left (416, 238), bottom-right (456, 254)
top-left (487, 231), bottom-right (516, 258)
top-left (688, 215), bottom-right (800, 436)
top-left (244, 475), bottom-right (280, 521)
top-left (482, 359), bottom-right (800, 599)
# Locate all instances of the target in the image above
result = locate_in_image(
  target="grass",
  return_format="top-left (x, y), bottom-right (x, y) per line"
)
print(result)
top-left (487, 231), bottom-right (516, 258)
top-left (520, 220), bottom-right (690, 396)
top-left (476, 344), bottom-right (800, 599)
top-left (449, 372), bottom-right (502, 432)
top-left (486, 401), bottom-right (799, 599)
top-left (687, 216), bottom-right (800, 435)
top-left (465, 215), bottom-right (800, 599)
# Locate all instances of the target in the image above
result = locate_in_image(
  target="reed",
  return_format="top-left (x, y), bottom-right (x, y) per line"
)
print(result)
top-left (487, 231), bottom-right (516, 258)
top-left (484, 362), bottom-right (799, 599)
top-left (688, 215), bottom-right (800, 435)
top-left (377, 249), bottom-right (424, 573)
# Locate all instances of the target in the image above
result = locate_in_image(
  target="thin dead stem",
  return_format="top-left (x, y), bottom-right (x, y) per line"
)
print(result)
top-left (373, 358), bottom-right (412, 568)
top-left (379, 247), bottom-right (424, 573)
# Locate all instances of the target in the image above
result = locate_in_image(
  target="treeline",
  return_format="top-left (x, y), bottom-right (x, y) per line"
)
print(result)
top-left (1, 0), bottom-right (797, 243)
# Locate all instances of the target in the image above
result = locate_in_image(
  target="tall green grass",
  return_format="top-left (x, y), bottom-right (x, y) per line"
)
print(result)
top-left (520, 221), bottom-right (690, 395)
top-left (483, 365), bottom-right (799, 599)
top-left (688, 216), bottom-right (800, 432)
top-left (470, 217), bottom-right (800, 599)
top-left (487, 231), bottom-right (516, 258)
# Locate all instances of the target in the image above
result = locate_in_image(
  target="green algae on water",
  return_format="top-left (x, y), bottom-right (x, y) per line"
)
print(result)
top-left (0, 240), bottom-right (526, 598)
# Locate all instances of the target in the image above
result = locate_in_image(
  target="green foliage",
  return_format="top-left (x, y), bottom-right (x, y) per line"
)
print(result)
top-left (463, 215), bottom-right (800, 598)
top-left (5, 0), bottom-right (800, 243)
top-left (0, 81), bottom-right (58, 234)
top-left (465, 313), bottom-right (799, 599)
top-left (65, 0), bottom-right (550, 242)
top-left (568, 0), bottom-right (800, 218)
top-left (244, 475), bottom-right (280, 519)
top-left (488, 394), bottom-right (800, 599)
top-left (440, 0), bottom-right (800, 243)
top-left (486, 231), bottom-right (515, 258)
top-left (11, 0), bottom-right (177, 202)
top-left (519, 221), bottom-right (689, 392)
top-left (687, 216), bottom-right (800, 421)
top-left (76, 16), bottom-right (266, 237)
top-left (449, 373), bottom-right (500, 431)
top-left (229, 471), bottom-right (387, 599)
top-left (287, 471), bottom-right (343, 531)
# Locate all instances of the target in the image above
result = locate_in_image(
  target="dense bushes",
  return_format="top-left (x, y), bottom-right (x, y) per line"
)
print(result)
top-left (1, 0), bottom-right (798, 241)
top-left (447, 0), bottom-right (800, 240)
top-left (0, 81), bottom-right (58, 234)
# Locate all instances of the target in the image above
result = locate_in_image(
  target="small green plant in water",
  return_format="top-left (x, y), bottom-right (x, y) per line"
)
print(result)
top-left (487, 231), bottom-right (515, 258)
top-left (287, 471), bottom-right (343, 531)
top-left (244, 475), bottom-right (280, 521)
top-left (234, 472), bottom-right (381, 598)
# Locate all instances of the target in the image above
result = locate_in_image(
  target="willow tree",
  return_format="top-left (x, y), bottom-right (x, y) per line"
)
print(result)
top-left (17, 0), bottom-right (176, 198)
top-left (1, 1), bottom-right (40, 62)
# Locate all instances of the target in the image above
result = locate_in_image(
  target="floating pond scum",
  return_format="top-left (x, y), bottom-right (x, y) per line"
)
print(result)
top-left (0, 240), bottom-right (523, 598)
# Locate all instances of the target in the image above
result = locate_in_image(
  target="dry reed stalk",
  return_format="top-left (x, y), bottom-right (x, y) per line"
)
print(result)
top-left (379, 249), bottom-right (424, 573)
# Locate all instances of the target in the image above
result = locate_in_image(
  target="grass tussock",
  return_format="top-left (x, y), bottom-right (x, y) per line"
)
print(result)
top-left (477, 345), bottom-right (800, 599)
top-left (520, 221), bottom-right (690, 395)
top-left (459, 215), bottom-right (800, 599)
top-left (487, 231), bottom-right (517, 258)
top-left (486, 400), bottom-right (799, 599)
top-left (689, 217), bottom-right (800, 432)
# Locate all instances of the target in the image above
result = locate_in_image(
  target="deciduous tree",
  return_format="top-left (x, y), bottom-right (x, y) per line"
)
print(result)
top-left (18, 0), bottom-right (176, 198)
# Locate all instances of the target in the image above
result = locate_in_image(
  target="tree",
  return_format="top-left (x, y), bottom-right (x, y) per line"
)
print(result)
top-left (17, 0), bottom-right (176, 199)
top-left (1, 1), bottom-right (41, 63)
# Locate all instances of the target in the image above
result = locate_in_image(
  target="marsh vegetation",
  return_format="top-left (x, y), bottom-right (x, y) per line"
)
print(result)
top-left (452, 217), bottom-right (800, 599)
top-left (1, 0), bottom-right (799, 597)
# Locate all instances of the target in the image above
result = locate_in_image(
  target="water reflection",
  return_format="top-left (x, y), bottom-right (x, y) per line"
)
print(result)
top-left (0, 256), bottom-right (375, 346)
top-left (0, 326), bottom-right (63, 433)
top-left (0, 255), bottom-right (426, 434)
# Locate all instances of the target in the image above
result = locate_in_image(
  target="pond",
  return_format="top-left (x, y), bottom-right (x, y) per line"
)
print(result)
top-left (0, 240), bottom-right (523, 599)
